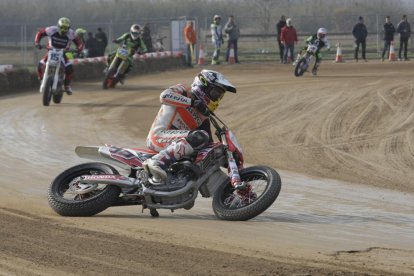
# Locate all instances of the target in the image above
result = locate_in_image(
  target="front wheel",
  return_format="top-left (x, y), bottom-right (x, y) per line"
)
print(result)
top-left (42, 77), bottom-right (53, 106)
top-left (294, 57), bottom-right (308, 77)
top-left (212, 166), bottom-right (281, 221)
top-left (47, 162), bottom-right (121, 216)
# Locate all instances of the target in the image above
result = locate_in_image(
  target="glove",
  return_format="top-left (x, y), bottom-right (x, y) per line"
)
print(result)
top-left (191, 99), bottom-right (210, 116)
top-left (35, 44), bottom-right (42, 50)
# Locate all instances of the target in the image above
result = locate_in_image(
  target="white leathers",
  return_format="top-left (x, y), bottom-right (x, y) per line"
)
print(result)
top-left (146, 84), bottom-right (208, 152)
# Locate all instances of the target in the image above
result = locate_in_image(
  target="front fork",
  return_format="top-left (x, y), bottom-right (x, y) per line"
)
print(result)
top-left (221, 133), bottom-right (243, 189)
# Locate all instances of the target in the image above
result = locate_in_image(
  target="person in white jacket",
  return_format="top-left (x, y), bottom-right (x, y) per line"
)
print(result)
top-left (210, 15), bottom-right (224, 65)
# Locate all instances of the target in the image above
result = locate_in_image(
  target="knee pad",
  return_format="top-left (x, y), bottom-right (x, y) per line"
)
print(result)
top-left (185, 130), bottom-right (209, 150)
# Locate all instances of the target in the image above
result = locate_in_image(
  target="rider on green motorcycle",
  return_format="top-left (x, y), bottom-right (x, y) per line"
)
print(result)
top-left (298, 28), bottom-right (330, 75)
top-left (107, 24), bottom-right (147, 83)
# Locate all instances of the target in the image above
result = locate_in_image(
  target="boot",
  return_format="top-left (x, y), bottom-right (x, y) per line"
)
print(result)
top-left (143, 139), bottom-right (194, 184)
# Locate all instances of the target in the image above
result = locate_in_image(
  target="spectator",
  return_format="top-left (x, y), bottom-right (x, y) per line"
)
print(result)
top-left (280, 18), bottom-right (297, 64)
top-left (210, 14), bottom-right (223, 65)
top-left (224, 15), bottom-right (240, 63)
top-left (352, 16), bottom-right (368, 62)
top-left (85, 32), bottom-right (98, 57)
top-left (381, 16), bottom-right (395, 61)
top-left (183, 21), bottom-right (196, 67)
top-left (396, 14), bottom-right (411, 61)
top-left (276, 15), bottom-right (287, 63)
top-left (95, 27), bottom-right (108, 56)
top-left (142, 23), bottom-right (154, 52)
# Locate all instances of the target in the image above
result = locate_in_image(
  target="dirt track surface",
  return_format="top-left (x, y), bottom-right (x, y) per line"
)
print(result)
top-left (0, 62), bottom-right (413, 275)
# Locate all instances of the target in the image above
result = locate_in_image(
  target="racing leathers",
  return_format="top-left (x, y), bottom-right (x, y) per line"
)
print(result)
top-left (145, 84), bottom-right (211, 182)
top-left (305, 34), bottom-right (330, 74)
top-left (108, 33), bottom-right (147, 80)
top-left (34, 26), bottom-right (84, 89)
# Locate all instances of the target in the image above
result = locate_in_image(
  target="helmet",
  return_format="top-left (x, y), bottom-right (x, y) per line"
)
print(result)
top-left (213, 15), bottom-right (221, 21)
top-left (286, 18), bottom-right (292, 27)
top-left (130, 24), bottom-right (141, 40)
top-left (75, 28), bottom-right (87, 38)
top-left (191, 70), bottom-right (236, 112)
top-left (317, 27), bottom-right (327, 39)
top-left (57, 17), bottom-right (71, 35)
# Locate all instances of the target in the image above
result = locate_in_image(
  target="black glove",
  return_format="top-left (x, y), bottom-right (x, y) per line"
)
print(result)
top-left (35, 44), bottom-right (42, 50)
top-left (191, 99), bottom-right (210, 116)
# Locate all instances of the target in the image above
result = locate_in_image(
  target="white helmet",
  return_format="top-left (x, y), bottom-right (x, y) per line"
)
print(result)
top-left (317, 27), bottom-right (327, 38)
top-left (130, 24), bottom-right (141, 40)
top-left (191, 70), bottom-right (236, 112)
top-left (286, 18), bottom-right (292, 27)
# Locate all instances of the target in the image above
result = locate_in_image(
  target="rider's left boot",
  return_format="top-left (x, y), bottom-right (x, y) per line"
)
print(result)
top-left (64, 85), bottom-right (73, 95)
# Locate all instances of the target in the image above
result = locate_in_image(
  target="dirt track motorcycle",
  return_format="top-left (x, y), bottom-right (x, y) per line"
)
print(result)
top-left (102, 44), bottom-right (130, 89)
top-left (294, 43), bottom-right (318, 77)
top-left (39, 47), bottom-right (66, 106)
top-left (48, 113), bottom-right (282, 221)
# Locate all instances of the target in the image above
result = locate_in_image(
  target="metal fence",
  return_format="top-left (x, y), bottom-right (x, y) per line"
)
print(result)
top-left (1, 14), bottom-right (413, 66)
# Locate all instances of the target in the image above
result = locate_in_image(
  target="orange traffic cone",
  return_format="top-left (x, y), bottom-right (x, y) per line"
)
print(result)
top-left (335, 43), bottom-right (344, 62)
top-left (228, 45), bottom-right (235, 64)
top-left (198, 45), bottom-right (205, 65)
top-left (389, 41), bottom-right (397, 61)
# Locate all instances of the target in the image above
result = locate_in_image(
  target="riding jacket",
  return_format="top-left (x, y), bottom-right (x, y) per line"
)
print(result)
top-left (147, 84), bottom-right (212, 152)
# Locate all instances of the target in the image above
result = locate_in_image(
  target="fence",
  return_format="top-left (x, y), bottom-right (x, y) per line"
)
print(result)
top-left (1, 14), bottom-right (413, 66)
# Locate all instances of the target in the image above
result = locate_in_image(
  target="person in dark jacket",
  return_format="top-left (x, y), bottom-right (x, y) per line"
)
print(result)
top-left (396, 14), bottom-right (411, 61)
top-left (381, 16), bottom-right (396, 61)
top-left (276, 15), bottom-right (286, 63)
top-left (142, 23), bottom-right (154, 53)
top-left (85, 32), bottom-right (98, 57)
top-left (352, 16), bottom-right (368, 62)
top-left (95, 27), bottom-right (108, 56)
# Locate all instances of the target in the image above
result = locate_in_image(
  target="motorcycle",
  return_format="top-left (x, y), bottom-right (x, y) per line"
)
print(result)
top-left (294, 43), bottom-right (318, 77)
top-left (39, 47), bottom-right (66, 106)
top-left (48, 112), bottom-right (282, 221)
top-left (102, 44), bottom-right (130, 89)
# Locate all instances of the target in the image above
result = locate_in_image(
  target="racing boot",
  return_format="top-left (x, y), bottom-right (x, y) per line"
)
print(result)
top-left (312, 62), bottom-right (320, 76)
top-left (143, 139), bottom-right (195, 184)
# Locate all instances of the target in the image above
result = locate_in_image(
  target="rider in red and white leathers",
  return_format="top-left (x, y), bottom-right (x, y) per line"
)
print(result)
top-left (34, 17), bottom-right (84, 95)
top-left (143, 69), bottom-right (236, 183)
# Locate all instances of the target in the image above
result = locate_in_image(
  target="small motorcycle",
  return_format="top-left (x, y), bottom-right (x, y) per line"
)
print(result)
top-left (39, 47), bottom-right (66, 106)
top-left (48, 112), bottom-right (282, 220)
top-left (153, 36), bottom-right (167, 52)
top-left (294, 43), bottom-right (318, 77)
top-left (102, 45), bottom-right (130, 89)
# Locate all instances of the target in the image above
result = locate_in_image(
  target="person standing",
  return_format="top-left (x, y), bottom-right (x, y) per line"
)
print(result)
top-left (396, 14), bottom-right (411, 61)
top-left (95, 27), bottom-right (108, 56)
top-left (142, 23), bottom-right (154, 53)
top-left (210, 15), bottom-right (224, 65)
top-left (276, 15), bottom-right (286, 63)
top-left (85, 32), bottom-right (98, 58)
top-left (352, 16), bottom-right (368, 62)
top-left (183, 21), bottom-right (196, 67)
top-left (280, 18), bottom-right (297, 64)
top-left (381, 16), bottom-right (395, 61)
top-left (224, 15), bottom-right (240, 63)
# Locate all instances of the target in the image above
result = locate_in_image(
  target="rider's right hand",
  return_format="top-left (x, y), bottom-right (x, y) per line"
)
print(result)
top-left (35, 44), bottom-right (42, 50)
top-left (191, 99), bottom-right (210, 116)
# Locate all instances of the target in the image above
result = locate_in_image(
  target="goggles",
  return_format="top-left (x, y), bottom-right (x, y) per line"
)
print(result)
top-left (207, 86), bottom-right (225, 101)
top-left (60, 26), bottom-right (69, 32)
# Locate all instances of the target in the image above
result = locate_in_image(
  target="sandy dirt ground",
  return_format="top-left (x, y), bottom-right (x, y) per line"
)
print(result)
top-left (0, 61), bottom-right (413, 275)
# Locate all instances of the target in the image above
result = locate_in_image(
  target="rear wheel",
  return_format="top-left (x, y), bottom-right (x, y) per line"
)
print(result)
top-left (48, 162), bottom-right (121, 216)
top-left (212, 166), bottom-right (281, 221)
top-left (42, 78), bottom-right (53, 106)
top-left (52, 89), bottom-right (63, 104)
top-left (294, 57), bottom-right (308, 77)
